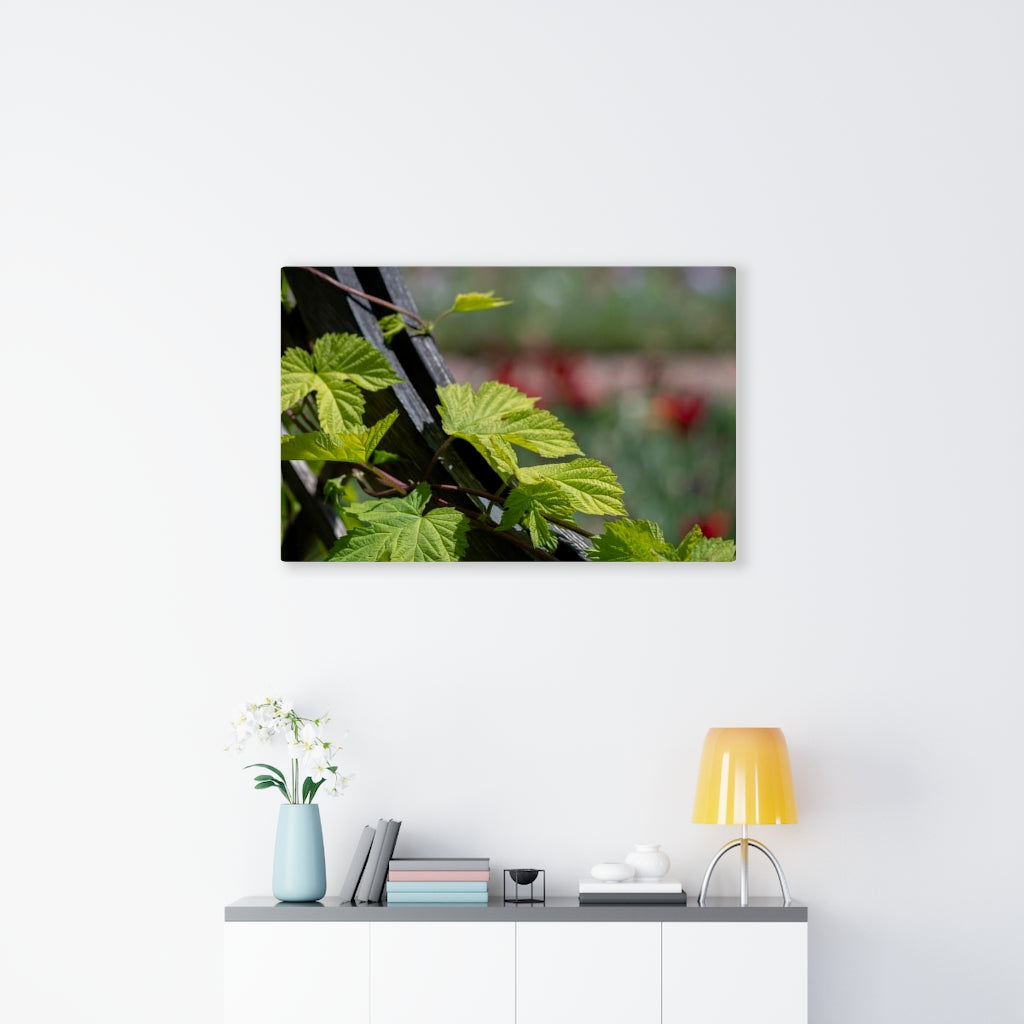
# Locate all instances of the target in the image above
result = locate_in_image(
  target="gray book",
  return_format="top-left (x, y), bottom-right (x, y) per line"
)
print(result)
top-left (339, 825), bottom-right (375, 903)
top-left (354, 818), bottom-right (390, 903)
top-left (388, 858), bottom-right (489, 871)
top-left (366, 820), bottom-right (402, 903)
top-left (579, 892), bottom-right (687, 905)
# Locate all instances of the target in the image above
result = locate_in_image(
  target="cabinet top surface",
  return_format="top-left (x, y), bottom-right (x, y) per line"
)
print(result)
top-left (225, 896), bottom-right (807, 923)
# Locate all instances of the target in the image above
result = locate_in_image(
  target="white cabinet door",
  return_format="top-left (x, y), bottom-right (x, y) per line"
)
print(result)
top-left (225, 922), bottom-right (369, 1024)
top-left (369, 921), bottom-right (515, 1024)
top-left (662, 922), bottom-right (807, 1024)
top-left (516, 922), bottom-right (661, 1024)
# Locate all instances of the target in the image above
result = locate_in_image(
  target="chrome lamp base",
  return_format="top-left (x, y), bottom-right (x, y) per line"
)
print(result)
top-left (697, 824), bottom-right (792, 907)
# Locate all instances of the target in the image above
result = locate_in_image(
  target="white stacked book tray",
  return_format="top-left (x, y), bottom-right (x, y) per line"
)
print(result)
top-left (578, 878), bottom-right (687, 904)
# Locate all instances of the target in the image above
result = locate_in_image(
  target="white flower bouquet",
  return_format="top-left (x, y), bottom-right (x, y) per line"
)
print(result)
top-left (227, 697), bottom-right (352, 803)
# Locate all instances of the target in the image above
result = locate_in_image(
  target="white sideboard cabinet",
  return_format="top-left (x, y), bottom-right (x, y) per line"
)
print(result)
top-left (224, 897), bottom-right (807, 1024)
top-left (516, 921), bottom-right (662, 1024)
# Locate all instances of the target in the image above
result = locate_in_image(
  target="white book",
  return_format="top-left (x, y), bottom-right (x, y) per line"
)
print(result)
top-left (578, 878), bottom-right (684, 894)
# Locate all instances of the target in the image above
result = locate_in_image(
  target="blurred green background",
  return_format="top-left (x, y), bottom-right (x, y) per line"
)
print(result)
top-left (402, 267), bottom-right (736, 544)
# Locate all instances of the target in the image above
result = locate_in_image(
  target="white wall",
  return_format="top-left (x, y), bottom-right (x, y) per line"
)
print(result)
top-left (3, 2), bottom-right (1022, 1022)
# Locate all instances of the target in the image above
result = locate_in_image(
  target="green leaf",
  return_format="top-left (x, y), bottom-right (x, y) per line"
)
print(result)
top-left (280, 346), bottom-right (363, 432)
top-left (281, 271), bottom-right (296, 312)
top-left (327, 484), bottom-right (469, 562)
top-left (673, 524), bottom-right (736, 561)
top-left (451, 291), bottom-right (512, 313)
top-left (279, 411), bottom-right (399, 463)
top-left (244, 763), bottom-right (286, 782)
top-left (498, 481), bottom-right (575, 552)
top-left (437, 382), bottom-right (581, 477)
top-left (328, 528), bottom-right (394, 561)
top-left (310, 778), bottom-right (326, 801)
top-left (322, 478), bottom-right (361, 530)
top-left (313, 334), bottom-right (401, 392)
top-left (280, 333), bottom-right (401, 433)
top-left (676, 524), bottom-right (702, 562)
top-left (588, 519), bottom-right (678, 561)
top-left (302, 776), bottom-right (313, 803)
top-left (377, 314), bottom-right (407, 343)
top-left (515, 458), bottom-right (626, 517)
top-left (686, 536), bottom-right (737, 562)
top-left (254, 780), bottom-right (278, 789)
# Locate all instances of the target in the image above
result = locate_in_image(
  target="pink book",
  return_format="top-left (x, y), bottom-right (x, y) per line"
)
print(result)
top-left (388, 870), bottom-right (490, 882)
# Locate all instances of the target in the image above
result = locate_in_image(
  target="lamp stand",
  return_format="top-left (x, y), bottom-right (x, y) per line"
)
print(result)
top-left (697, 824), bottom-right (792, 907)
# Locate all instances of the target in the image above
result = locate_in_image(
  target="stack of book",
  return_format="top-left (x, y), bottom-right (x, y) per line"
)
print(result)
top-left (385, 858), bottom-right (490, 905)
top-left (578, 878), bottom-right (687, 905)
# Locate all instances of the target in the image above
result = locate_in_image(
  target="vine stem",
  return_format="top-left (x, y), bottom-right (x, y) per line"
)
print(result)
top-left (297, 267), bottom-right (426, 329)
top-left (358, 463), bottom-right (410, 494)
top-left (432, 497), bottom-right (559, 561)
top-left (420, 435), bottom-right (454, 484)
top-left (352, 472), bottom-right (400, 498)
top-left (430, 483), bottom-right (596, 538)
top-left (284, 407), bottom-right (317, 433)
top-left (300, 394), bottom-right (319, 429)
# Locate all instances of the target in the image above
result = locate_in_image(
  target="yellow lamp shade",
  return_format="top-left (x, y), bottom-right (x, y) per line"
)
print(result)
top-left (692, 727), bottom-right (798, 825)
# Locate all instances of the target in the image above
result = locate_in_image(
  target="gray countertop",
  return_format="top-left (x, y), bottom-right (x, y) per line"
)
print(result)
top-left (225, 896), bottom-right (807, 923)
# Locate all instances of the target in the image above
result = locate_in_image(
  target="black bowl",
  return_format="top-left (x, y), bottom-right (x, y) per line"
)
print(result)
top-left (508, 868), bottom-right (540, 885)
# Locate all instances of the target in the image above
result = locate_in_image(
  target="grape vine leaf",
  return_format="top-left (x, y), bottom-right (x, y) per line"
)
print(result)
top-left (588, 519), bottom-right (677, 561)
top-left (677, 524), bottom-right (736, 561)
top-left (676, 524), bottom-right (702, 561)
top-left (327, 484), bottom-right (469, 562)
top-left (280, 333), bottom-right (400, 433)
top-left (279, 411), bottom-right (399, 463)
top-left (322, 478), bottom-right (361, 531)
top-left (590, 520), bottom-right (736, 562)
top-left (451, 291), bottom-right (512, 313)
top-left (377, 314), bottom-right (407, 344)
top-left (515, 458), bottom-right (626, 516)
top-left (437, 382), bottom-right (582, 477)
top-left (687, 536), bottom-right (736, 562)
top-left (281, 271), bottom-right (296, 312)
top-left (312, 333), bottom-right (401, 392)
top-left (498, 480), bottom-right (575, 552)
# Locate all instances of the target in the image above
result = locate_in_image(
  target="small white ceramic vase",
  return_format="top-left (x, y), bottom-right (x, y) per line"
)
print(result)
top-left (625, 844), bottom-right (670, 881)
top-left (590, 862), bottom-right (635, 882)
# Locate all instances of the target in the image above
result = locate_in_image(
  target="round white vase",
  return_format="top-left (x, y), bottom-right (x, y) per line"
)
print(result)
top-left (625, 844), bottom-right (670, 881)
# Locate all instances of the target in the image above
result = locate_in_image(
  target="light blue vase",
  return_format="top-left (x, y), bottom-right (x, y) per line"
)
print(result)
top-left (272, 804), bottom-right (327, 902)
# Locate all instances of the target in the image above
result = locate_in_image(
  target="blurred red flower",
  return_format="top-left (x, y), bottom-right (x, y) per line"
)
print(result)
top-left (652, 392), bottom-right (706, 432)
top-left (680, 509), bottom-right (732, 540)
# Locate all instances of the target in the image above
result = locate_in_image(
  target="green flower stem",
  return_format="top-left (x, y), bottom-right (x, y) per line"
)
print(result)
top-left (430, 307), bottom-right (454, 330)
top-left (292, 758), bottom-right (299, 804)
top-left (297, 267), bottom-right (426, 330)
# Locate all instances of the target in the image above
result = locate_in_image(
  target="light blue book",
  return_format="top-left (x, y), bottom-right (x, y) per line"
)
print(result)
top-left (386, 892), bottom-right (489, 903)
top-left (386, 881), bottom-right (488, 893)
